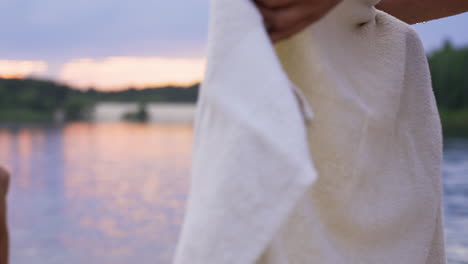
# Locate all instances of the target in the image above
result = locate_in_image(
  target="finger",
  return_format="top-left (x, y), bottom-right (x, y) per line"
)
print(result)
top-left (257, 4), bottom-right (313, 33)
top-left (270, 18), bottom-right (314, 43)
top-left (254, 0), bottom-right (297, 9)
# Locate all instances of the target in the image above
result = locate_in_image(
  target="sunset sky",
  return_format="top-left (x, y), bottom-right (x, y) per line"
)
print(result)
top-left (0, 1), bottom-right (467, 90)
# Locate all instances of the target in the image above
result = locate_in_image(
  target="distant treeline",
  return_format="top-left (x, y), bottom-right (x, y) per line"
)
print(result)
top-left (0, 79), bottom-right (198, 122)
top-left (75, 84), bottom-right (199, 103)
top-left (0, 40), bottom-right (467, 136)
top-left (428, 41), bottom-right (468, 137)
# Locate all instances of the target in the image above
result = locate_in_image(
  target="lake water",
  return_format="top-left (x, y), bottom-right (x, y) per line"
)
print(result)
top-left (0, 122), bottom-right (467, 264)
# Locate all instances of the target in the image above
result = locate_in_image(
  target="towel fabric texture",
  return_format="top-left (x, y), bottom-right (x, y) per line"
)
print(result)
top-left (173, 0), bottom-right (447, 263)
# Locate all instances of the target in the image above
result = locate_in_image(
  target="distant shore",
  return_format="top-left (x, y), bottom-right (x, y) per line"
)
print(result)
top-left (439, 108), bottom-right (468, 138)
top-left (1, 104), bottom-right (467, 138)
top-left (93, 102), bottom-right (196, 123)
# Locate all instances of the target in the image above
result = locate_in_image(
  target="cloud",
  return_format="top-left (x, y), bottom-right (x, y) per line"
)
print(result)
top-left (0, 60), bottom-right (48, 78)
top-left (59, 57), bottom-right (205, 90)
top-left (0, 0), bottom-right (209, 61)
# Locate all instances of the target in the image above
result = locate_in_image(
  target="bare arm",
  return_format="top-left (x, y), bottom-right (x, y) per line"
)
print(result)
top-left (376, 0), bottom-right (468, 24)
top-left (254, 0), bottom-right (468, 43)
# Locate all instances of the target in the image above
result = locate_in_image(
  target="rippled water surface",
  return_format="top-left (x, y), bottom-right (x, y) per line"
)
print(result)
top-left (1, 123), bottom-right (192, 264)
top-left (443, 139), bottom-right (468, 264)
top-left (0, 123), bottom-right (467, 263)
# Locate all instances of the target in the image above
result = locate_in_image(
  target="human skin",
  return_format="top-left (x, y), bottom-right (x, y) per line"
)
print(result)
top-left (0, 166), bottom-right (9, 264)
top-left (254, 0), bottom-right (342, 42)
top-left (376, 0), bottom-right (468, 25)
top-left (253, 0), bottom-right (468, 42)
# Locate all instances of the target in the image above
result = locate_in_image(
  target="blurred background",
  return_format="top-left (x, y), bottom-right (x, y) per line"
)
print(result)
top-left (0, 1), bottom-right (467, 263)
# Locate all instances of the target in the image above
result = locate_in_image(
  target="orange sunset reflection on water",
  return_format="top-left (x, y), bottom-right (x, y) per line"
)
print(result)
top-left (2, 123), bottom-right (468, 263)
top-left (0, 122), bottom-right (193, 263)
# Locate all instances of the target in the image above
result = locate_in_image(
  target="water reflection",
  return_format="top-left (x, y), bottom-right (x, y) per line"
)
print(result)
top-left (1, 123), bottom-right (467, 263)
top-left (443, 139), bottom-right (468, 264)
top-left (1, 122), bottom-right (192, 264)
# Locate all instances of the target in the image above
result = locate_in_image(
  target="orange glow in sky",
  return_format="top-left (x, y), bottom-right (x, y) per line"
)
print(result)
top-left (0, 60), bottom-right (48, 79)
top-left (59, 57), bottom-right (205, 91)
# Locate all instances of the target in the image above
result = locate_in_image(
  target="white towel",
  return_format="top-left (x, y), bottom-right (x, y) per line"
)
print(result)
top-left (173, 0), bottom-right (447, 263)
